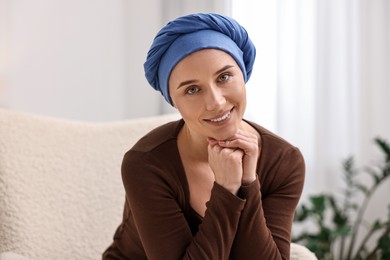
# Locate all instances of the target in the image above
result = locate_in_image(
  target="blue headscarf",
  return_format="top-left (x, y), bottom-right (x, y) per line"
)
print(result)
top-left (144, 13), bottom-right (256, 105)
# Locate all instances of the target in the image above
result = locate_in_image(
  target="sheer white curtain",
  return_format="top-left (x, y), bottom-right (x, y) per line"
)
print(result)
top-left (232, 1), bottom-right (279, 132)
top-left (232, 0), bottom-right (319, 198)
top-left (233, 0), bottom-right (390, 212)
top-left (276, 0), bottom-right (363, 198)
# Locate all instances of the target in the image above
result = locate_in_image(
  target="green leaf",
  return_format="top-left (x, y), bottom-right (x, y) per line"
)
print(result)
top-left (375, 137), bottom-right (390, 162)
top-left (372, 220), bottom-right (385, 231)
top-left (310, 195), bottom-right (327, 216)
top-left (343, 156), bottom-right (354, 173)
top-left (378, 232), bottom-right (390, 260)
top-left (355, 183), bottom-right (369, 195)
top-left (328, 196), bottom-right (349, 227)
top-left (332, 224), bottom-right (351, 237)
top-left (366, 166), bottom-right (381, 185)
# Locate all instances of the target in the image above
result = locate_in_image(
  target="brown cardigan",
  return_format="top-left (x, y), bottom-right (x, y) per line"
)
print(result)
top-left (103, 119), bottom-right (305, 260)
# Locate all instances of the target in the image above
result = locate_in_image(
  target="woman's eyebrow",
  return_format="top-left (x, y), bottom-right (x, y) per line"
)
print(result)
top-left (214, 65), bottom-right (234, 76)
top-left (176, 65), bottom-right (235, 89)
top-left (177, 79), bottom-right (198, 89)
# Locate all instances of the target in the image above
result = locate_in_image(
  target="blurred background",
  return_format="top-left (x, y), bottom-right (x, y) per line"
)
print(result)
top-left (0, 0), bottom-right (389, 254)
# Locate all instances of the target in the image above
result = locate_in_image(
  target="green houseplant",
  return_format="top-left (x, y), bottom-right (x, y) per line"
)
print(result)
top-left (293, 137), bottom-right (390, 260)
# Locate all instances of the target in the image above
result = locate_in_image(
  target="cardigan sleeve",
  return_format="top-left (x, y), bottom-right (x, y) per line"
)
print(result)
top-left (112, 151), bottom-right (246, 260)
top-left (229, 147), bottom-right (305, 260)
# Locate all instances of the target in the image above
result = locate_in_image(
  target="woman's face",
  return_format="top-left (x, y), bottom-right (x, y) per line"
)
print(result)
top-left (169, 49), bottom-right (247, 141)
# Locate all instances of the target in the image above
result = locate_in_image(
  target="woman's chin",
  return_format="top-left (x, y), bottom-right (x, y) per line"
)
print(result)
top-left (210, 126), bottom-right (239, 141)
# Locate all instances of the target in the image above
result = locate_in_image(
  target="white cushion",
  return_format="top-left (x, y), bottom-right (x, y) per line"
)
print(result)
top-left (0, 109), bottom-right (179, 260)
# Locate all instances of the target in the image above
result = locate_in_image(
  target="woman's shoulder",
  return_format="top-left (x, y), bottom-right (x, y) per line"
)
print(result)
top-left (246, 120), bottom-right (305, 194)
top-left (121, 119), bottom-right (184, 184)
top-left (245, 119), bottom-right (298, 152)
top-left (129, 119), bottom-right (184, 153)
top-left (121, 120), bottom-right (187, 206)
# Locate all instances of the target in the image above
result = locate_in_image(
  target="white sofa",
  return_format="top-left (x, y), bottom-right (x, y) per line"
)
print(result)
top-left (0, 109), bottom-right (317, 260)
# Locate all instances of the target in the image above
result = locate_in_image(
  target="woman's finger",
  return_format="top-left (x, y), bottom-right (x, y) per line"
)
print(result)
top-left (218, 137), bottom-right (258, 155)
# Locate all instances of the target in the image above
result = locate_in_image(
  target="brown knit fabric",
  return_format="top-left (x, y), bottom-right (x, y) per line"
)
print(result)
top-left (103, 119), bottom-right (305, 260)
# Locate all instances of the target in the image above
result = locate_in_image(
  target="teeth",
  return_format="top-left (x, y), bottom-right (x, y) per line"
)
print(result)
top-left (210, 111), bottom-right (230, 122)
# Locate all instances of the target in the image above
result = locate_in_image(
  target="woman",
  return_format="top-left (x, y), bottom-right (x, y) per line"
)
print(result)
top-left (103, 13), bottom-right (305, 260)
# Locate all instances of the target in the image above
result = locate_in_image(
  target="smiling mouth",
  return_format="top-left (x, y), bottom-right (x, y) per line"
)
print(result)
top-left (207, 108), bottom-right (233, 123)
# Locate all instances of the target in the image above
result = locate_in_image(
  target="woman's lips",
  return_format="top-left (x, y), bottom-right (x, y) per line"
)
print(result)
top-left (204, 108), bottom-right (233, 124)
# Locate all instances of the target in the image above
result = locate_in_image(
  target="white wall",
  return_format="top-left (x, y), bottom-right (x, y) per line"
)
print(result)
top-left (0, 0), bottom-right (232, 121)
top-left (0, 0), bottom-right (166, 121)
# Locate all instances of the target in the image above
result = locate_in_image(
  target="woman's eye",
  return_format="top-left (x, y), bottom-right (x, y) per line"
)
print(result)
top-left (218, 73), bottom-right (231, 82)
top-left (186, 86), bottom-right (200, 95)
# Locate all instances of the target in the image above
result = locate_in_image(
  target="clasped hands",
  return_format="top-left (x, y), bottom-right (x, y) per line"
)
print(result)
top-left (207, 129), bottom-right (260, 195)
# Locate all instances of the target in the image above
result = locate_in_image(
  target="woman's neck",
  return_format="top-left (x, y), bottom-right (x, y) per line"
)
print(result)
top-left (178, 124), bottom-right (209, 162)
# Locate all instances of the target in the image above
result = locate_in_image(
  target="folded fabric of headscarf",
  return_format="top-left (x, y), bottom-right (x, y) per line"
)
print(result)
top-left (144, 13), bottom-right (256, 105)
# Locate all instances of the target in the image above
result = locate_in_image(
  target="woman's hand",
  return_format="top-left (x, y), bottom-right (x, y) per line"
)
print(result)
top-left (207, 138), bottom-right (244, 194)
top-left (216, 130), bottom-right (260, 185)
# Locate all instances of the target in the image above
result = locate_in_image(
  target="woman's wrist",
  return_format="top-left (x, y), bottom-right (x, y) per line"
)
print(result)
top-left (217, 182), bottom-right (240, 195)
top-left (241, 175), bottom-right (257, 186)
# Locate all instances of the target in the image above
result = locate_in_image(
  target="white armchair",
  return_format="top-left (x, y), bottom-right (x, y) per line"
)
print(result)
top-left (0, 109), bottom-right (317, 260)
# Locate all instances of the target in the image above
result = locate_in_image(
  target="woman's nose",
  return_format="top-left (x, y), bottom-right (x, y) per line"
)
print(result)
top-left (205, 86), bottom-right (225, 111)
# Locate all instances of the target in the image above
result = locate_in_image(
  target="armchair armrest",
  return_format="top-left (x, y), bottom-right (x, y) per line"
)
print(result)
top-left (0, 252), bottom-right (31, 260)
top-left (291, 243), bottom-right (318, 260)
